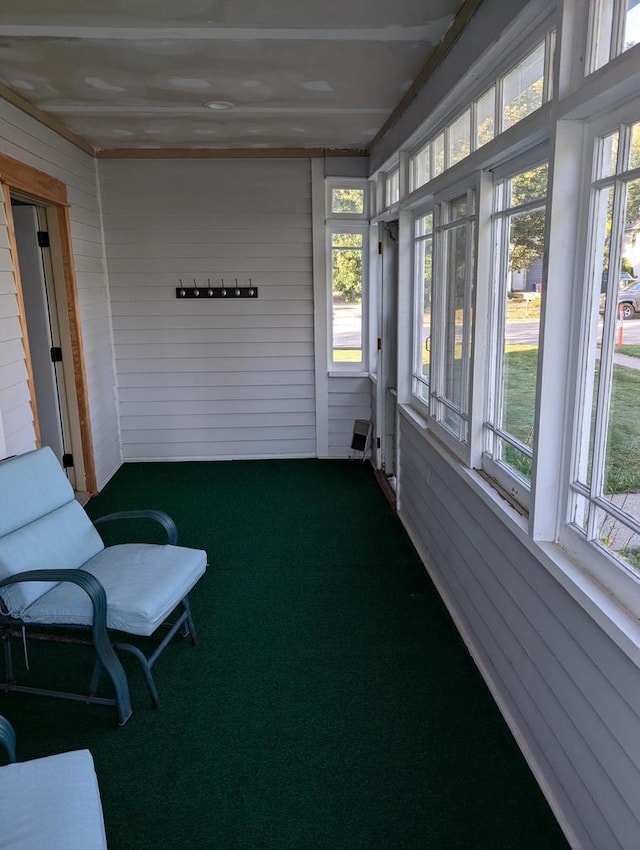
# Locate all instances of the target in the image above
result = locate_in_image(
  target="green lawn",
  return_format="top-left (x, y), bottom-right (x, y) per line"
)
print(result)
top-left (616, 344), bottom-right (640, 358)
top-left (504, 349), bottom-right (640, 493)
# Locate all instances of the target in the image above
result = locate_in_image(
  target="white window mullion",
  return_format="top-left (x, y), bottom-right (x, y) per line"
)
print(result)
top-left (586, 176), bottom-right (626, 539)
top-left (469, 170), bottom-right (494, 466)
top-left (430, 204), bottom-right (446, 418)
top-left (611, 0), bottom-right (626, 58)
top-left (495, 75), bottom-right (505, 135)
top-left (459, 199), bottom-right (474, 426)
top-left (543, 29), bottom-right (556, 102)
top-left (488, 209), bottom-right (509, 452)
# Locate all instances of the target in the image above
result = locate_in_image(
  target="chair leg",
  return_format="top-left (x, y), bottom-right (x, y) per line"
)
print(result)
top-left (114, 642), bottom-right (160, 709)
top-left (181, 596), bottom-right (199, 646)
top-left (1, 631), bottom-right (15, 685)
top-left (92, 632), bottom-right (133, 726)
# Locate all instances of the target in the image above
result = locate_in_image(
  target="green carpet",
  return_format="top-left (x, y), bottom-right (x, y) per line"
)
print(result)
top-left (2, 459), bottom-right (569, 849)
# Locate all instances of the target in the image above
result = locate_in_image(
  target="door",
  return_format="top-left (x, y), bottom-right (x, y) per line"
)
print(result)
top-left (378, 220), bottom-right (399, 482)
top-left (12, 201), bottom-right (76, 486)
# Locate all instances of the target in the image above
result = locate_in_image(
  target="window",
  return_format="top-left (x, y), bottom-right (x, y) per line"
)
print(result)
top-left (326, 179), bottom-right (369, 370)
top-left (432, 132), bottom-right (446, 179)
top-left (329, 226), bottom-right (367, 366)
top-left (413, 212), bottom-right (434, 408)
top-left (408, 34), bottom-right (554, 194)
top-left (415, 187), bottom-right (477, 451)
top-left (385, 168), bottom-right (400, 208)
top-left (569, 119), bottom-right (640, 571)
top-left (484, 160), bottom-right (549, 504)
top-left (411, 143), bottom-right (430, 192)
top-left (475, 86), bottom-right (496, 149)
top-left (501, 42), bottom-right (546, 132)
top-left (448, 109), bottom-right (471, 167)
top-left (331, 186), bottom-right (365, 215)
top-left (588, 0), bottom-right (640, 73)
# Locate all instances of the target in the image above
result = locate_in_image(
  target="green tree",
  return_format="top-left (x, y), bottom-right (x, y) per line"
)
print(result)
top-left (332, 189), bottom-right (364, 214)
top-left (332, 233), bottom-right (363, 302)
top-left (508, 163), bottom-right (548, 273)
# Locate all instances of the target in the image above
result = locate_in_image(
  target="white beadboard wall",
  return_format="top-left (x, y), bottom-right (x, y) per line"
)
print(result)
top-left (397, 413), bottom-right (640, 850)
top-left (98, 158), bottom-right (316, 460)
top-left (328, 375), bottom-right (372, 458)
top-left (0, 100), bottom-right (121, 486)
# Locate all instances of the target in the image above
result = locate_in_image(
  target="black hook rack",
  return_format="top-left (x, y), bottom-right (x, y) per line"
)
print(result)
top-left (176, 278), bottom-right (258, 299)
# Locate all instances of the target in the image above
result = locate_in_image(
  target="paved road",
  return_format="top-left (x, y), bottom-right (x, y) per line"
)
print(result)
top-left (334, 305), bottom-right (640, 363)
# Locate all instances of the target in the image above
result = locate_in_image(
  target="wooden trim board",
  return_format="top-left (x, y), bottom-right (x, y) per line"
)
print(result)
top-left (0, 155), bottom-right (97, 493)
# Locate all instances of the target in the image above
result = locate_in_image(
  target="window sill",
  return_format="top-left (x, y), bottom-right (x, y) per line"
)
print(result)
top-left (328, 370), bottom-right (370, 379)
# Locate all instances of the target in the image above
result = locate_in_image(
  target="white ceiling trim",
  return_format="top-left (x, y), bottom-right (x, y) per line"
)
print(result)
top-left (43, 105), bottom-right (391, 115)
top-left (0, 23), bottom-right (452, 42)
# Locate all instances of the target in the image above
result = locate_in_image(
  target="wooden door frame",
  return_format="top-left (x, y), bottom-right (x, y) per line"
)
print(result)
top-left (0, 152), bottom-right (97, 493)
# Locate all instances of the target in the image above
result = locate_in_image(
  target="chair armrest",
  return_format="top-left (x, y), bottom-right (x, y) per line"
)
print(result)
top-left (93, 510), bottom-right (178, 544)
top-left (0, 715), bottom-right (16, 763)
top-left (0, 570), bottom-right (109, 645)
top-left (0, 571), bottom-right (132, 726)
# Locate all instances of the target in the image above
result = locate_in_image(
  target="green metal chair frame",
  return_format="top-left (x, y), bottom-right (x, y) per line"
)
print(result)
top-left (1, 510), bottom-right (199, 726)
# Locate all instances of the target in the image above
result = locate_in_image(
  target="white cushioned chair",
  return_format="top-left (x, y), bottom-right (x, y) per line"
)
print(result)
top-left (0, 447), bottom-right (207, 725)
top-left (0, 714), bottom-right (108, 849)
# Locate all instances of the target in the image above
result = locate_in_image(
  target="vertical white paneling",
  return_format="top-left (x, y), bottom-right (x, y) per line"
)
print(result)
top-left (328, 375), bottom-right (372, 458)
top-left (397, 413), bottom-right (640, 850)
top-left (0, 99), bottom-right (121, 485)
top-left (98, 158), bottom-right (316, 460)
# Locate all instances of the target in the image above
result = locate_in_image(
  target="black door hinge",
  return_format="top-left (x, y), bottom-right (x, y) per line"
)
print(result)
top-left (378, 241), bottom-right (383, 254)
top-left (50, 346), bottom-right (63, 362)
top-left (37, 231), bottom-right (50, 248)
top-left (62, 453), bottom-right (74, 469)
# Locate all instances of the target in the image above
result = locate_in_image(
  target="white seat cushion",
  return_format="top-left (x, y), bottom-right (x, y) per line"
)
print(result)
top-left (21, 543), bottom-right (207, 636)
top-left (0, 749), bottom-right (107, 850)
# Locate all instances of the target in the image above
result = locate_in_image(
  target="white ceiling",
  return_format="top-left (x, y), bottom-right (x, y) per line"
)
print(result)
top-left (0, 0), bottom-right (469, 154)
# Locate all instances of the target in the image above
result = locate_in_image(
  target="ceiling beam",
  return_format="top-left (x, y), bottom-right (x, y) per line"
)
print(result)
top-left (367, 0), bottom-right (484, 153)
top-left (96, 147), bottom-right (368, 159)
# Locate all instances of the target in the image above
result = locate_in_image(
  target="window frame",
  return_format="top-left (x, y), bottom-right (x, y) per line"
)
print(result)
top-left (558, 97), bottom-right (640, 611)
top-left (325, 178), bottom-right (370, 373)
top-left (587, 0), bottom-right (640, 74)
top-left (409, 176), bottom-right (480, 463)
top-left (326, 178), bottom-right (369, 220)
top-left (482, 149), bottom-right (550, 511)
top-left (407, 29), bottom-right (555, 196)
top-left (327, 221), bottom-right (369, 372)
top-left (385, 167), bottom-right (400, 209)
top-left (411, 206), bottom-right (435, 416)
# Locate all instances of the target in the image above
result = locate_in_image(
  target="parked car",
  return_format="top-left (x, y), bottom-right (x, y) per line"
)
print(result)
top-left (617, 279), bottom-right (640, 319)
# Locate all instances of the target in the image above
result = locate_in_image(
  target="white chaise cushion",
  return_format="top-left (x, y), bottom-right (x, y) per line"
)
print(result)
top-left (22, 543), bottom-right (207, 636)
top-left (0, 501), bottom-right (105, 616)
top-left (0, 749), bottom-right (107, 850)
top-left (0, 447), bottom-right (75, 536)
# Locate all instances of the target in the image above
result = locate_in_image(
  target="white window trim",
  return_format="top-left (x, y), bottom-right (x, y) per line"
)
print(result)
top-left (481, 147), bottom-right (550, 512)
top-left (326, 177), bottom-right (369, 220)
top-left (554, 96), bottom-right (640, 618)
top-left (411, 204), bottom-right (434, 418)
top-left (405, 26), bottom-right (555, 198)
top-left (327, 221), bottom-right (369, 372)
top-left (409, 175), bottom-right (480, 466)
